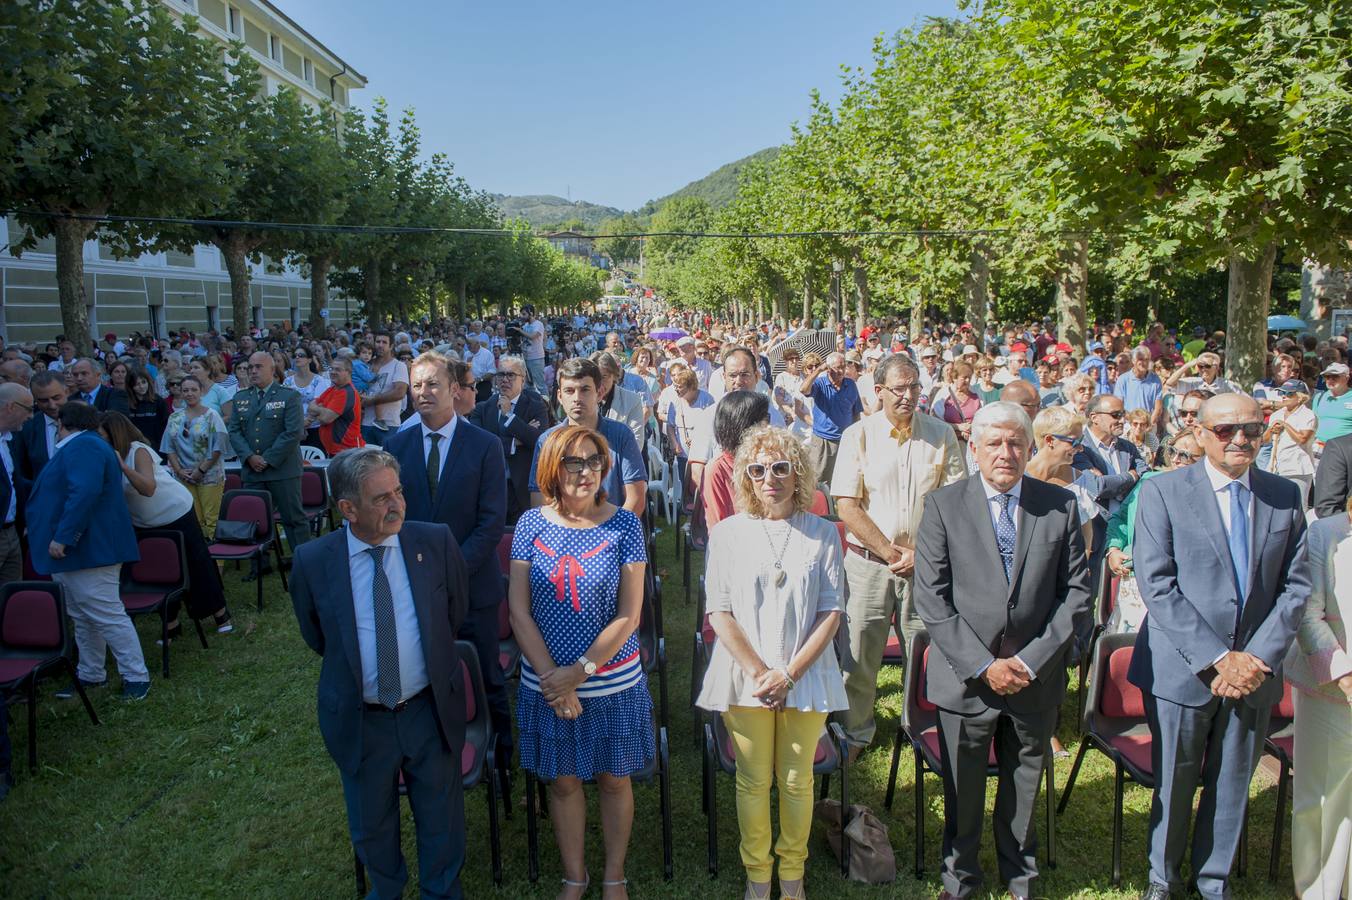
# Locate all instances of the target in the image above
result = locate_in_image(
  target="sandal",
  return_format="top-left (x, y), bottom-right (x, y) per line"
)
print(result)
top-left (779, 877), bottom-right (806, 900)
top-left (601, 878), bottom-right (628, 899)
top-left (557, 872), bottom-right (588, 900)
top-left (744, 879), bottom-right (771, 899)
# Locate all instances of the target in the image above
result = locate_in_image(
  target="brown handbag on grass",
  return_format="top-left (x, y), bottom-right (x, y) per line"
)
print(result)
top-left (814, 798), bottom-right (897, 884)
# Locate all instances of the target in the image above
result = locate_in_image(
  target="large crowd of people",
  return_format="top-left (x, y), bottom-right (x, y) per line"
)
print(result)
top-left (0, 302), bottom-right (1349, 900)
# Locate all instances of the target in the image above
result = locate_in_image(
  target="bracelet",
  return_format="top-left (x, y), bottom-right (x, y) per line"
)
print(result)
top-left (778, 668), bottom-right (795, 690)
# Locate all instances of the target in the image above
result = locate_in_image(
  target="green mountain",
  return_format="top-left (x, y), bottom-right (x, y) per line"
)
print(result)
top-left (635, 147), bottom-right (780, 216)
top-left (489, 194), bottom-right (623, 230)
top-left (493, 147), bottom-right (780, 230)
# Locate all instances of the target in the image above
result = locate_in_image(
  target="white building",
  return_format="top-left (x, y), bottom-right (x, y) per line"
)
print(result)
top-left (0, 0), bottom-right (368, 344)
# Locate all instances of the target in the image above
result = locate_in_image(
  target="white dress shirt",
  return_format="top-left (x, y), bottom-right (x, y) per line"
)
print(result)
top-left (1090, 432), bottom-right (1122, 475)
top-left (0, 433), bottom-right (15, 524)
top-left (1202, 458), bottom-right (1253, 535)
top-left (346, 527), bottom-right (428, 705)
top-left (420, 415), bottom-right (458, 482)
top-left (470, 346), bottom-right (496, 381)
top-left (979, 476), bottom-right (1034, 678)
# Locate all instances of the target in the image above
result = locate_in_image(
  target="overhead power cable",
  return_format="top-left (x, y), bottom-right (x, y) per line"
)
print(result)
top-left (1, 208), bottom-right (1104, 241)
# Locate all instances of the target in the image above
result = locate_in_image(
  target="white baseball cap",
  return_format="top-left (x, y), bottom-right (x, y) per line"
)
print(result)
top-left (1322, 362), bottom-right (1350, 376)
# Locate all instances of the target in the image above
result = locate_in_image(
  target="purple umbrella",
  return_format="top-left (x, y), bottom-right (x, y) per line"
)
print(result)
top-left (648, 327), bottom-right (688, 341)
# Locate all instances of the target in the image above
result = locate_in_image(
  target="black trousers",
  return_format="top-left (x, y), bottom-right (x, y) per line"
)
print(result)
top-left (340, 693), bottom-right (464, 900)
top-left (936, 704), bottom-right (1056, 898)
top-left (457, 602), bottom-right (512, 753)
top-left (243, 475), bottom-right (312, 552)
top-left (138, 508), bottom-right (227, 621)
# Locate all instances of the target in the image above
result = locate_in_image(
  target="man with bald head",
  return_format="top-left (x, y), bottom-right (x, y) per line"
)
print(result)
top-left (227, 351), bottom-right (310, 552)
top-left (1129, 393), bottom-right (1310, 900)
top-left (0, 359), bottom-right (32, 388)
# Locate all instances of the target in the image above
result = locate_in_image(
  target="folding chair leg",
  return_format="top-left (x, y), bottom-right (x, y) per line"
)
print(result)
top-left (1057, 742), bottom-right (1090, 814)
top-left (25, 676), bottom-right (37, 774)
top-left (497, 758), bottom-right (513, 822)
top-left (1044, 754), bottom-right (1056, 869)
top-left (914, 748), bottom-right (925, 879)
top-left (818, 772), bottom-right (830, 801)
top-left (835, 723), bottom-right (851, 878)
top-left (64, 658), bottom-right (100, 726)
top-left (704, 722), bottom-right (718, 877)
top-left (485, 748), bottom-right (502, 885)
top-left (658, 726), bottom-right (673, 881)
top-left (192, 616), bottom-right (209, 650)
top-left (254, 553), bottom-right (265, 611)
top-left (525, 770), bottom-right (539, 883)
top-left (160, 610), bottom-right (171, 679)
top-left (353, 846), bottom-right (366, 897)
top-left (884, 725), bottom-right (903, 810)
top-left (1112, 762), bottom-right (1124, 887)
top-left (1269, 760), bottom-right (1289, 881)
top-left (274, 541), bottom-right (289, 590)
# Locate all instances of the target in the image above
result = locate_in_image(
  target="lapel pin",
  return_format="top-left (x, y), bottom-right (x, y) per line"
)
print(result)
top-left (417, 553), bottom-right (423, 563)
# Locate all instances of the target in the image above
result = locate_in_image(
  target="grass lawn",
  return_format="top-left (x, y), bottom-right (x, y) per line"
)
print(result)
top-left (0, 521), bottom-right (1292, 899)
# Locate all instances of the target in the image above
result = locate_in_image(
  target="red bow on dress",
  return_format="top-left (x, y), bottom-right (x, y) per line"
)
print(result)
top-left (533, 538), bottom-right (610, 612)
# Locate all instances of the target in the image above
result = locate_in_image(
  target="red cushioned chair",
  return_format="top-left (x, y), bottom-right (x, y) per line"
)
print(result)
top-left (495, 530), bottom-right (520, 681)
top-left (680, 485), bottom-right (708, 609)
top-left (223, 472), bottom-right (243, 494)
top-left (1263, 680), bottom-right (1295, 881)
top-left (885, 632), bottom-right (1057, 878)
top-left (1057, 631), bottom-right (1148, 886)
top-left (120, 530), bottom-right (205, 678)
top-left (810, 487), bottom-right (832, 517)
top-left (0, 582), bottom-right (100, 774)
top-left (1076, 559), bottom-right (1120, 728)
top-left (353, 641), bottom-right (502, 894)
top-left (703, 715), bottom-right (851, 877)
top-left (21, 549), bottom-right (50, 583)
top-left (299, 468), bottom-right (332, 536)
top-left (208, 489), bottom-right (287, 611)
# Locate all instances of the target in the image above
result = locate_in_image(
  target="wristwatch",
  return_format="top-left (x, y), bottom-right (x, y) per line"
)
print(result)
top-left (577, 656), bottom-right (597, 676)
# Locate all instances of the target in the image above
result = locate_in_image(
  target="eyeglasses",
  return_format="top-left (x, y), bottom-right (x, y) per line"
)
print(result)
top-left (561, 453), bottom-right (605, 474)
top-left (458, 380), bottom-right (475, 390)
top-left (1204, 422), bottom-right (1264, 442)
top-left (494, 372), bottom-right (522, 381)
top-left (1170, 448), bottom-right (1199, 463)
top-left (1179, 408), bottom-right (1201, 418)
top-left (1049, 433), bottom-right (1082, 448)
top-left (879, 382), bottom-right (921, 398)
top-left (1198, 364), bottom-right (1216, 370)
top-left (1094, 410), bottom-right (1126, 419)
top-left (746, 460), bottom-right (793, 481)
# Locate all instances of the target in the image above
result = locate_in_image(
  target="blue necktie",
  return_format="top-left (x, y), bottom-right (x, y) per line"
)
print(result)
top-left (996, 493), bottom-right (1017, 583)
top-left (1227, 481), bottom-right (1250, 605)
top-left (365, 546), bottom-right (401, 707)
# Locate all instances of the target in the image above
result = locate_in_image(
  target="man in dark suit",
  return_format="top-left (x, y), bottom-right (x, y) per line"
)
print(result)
top-left (469, 355), bottom-right (548, 526)
top-left (385, 353), bottom-right (510, 756)
top-left (1130, 393), bottom-right (1310, 900)
top-left (12, 370), bottom-right (68, 490)
top-left (915, 400), bottom-right (1092, 900)
top-left (1312, 430), bottom-right (1352, 518)
top-left (68, 358), bottom-right (129, 413)
top-left (291, 446), bottom-right (469, 900)
top-left (1072, 392), bottom-right (1149, 610)
top-left (0, 383), bottom-right (33, 583)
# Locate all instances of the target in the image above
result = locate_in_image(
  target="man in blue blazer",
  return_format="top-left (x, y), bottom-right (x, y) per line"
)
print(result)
top-left (11, 370), bottom-right (68, 495)
top-left (1129, 393), bottom-right (1310, 900)
top-left (27, 401), bottom-right (148, 699)
top-left (291, 447), bottom-right (469, 900)
top-left (384, 353), bottom-right (509, 756)
top-left (468, 355), bottom-right (549, 527)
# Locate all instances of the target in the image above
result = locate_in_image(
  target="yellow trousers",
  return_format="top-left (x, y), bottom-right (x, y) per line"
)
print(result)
top-left (186, 481), bottom-right (223, 539)
top-left (721, 705), bottom-right (828, 882)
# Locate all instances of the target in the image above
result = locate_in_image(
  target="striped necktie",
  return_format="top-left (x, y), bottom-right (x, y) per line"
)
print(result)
top-left (365, 546), bottom-right (401, 708)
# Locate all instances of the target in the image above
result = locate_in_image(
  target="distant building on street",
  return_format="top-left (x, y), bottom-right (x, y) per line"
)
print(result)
top-left (543, 230), bottom-right (610, 270)
top-left (0, 0), bottom-right (367, 344)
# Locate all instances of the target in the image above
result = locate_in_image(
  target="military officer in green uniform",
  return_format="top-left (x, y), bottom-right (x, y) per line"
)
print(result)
top-left (227, 352), bottom-right (311, 551)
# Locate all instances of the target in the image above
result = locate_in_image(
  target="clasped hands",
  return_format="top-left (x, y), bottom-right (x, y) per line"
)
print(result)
top-left (1210, 651), bottom-right (1271, 699)
top-left (981, 657), bottom-right (1032, 696)
top-left (749, 664), bottom-right (792, 710)
top-left (540, 662), bottom-right (587, 720)
top-left (885, 544), bottom-right (914, 578)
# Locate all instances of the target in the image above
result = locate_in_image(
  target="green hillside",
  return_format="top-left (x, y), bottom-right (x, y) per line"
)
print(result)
top-left (489, 194), bottom-right (623, 230)
top-left (635, 147), bottom-right (779, 216)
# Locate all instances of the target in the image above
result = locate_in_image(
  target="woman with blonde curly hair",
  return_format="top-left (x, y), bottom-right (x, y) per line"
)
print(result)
top-left (696, 425), bottom-right (847, 900)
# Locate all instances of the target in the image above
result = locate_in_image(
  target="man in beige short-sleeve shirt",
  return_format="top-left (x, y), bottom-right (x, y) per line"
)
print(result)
top-left (831, 353), bottom-right (966, 754)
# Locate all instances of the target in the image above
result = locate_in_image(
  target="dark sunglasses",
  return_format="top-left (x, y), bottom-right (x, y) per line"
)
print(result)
top-left (1049, 433), bottom-right (1082, 448)
top-left (1205, 422), bottom-right (1264, 441)
top-left (746, 460), bottom-right (793, 481)
top-left (1179, 408), bottom-right (1201, 418)
top-left (1095, 410), bottom-right (1126, 419)
top-left (561, 453), bottom-right (605, 474)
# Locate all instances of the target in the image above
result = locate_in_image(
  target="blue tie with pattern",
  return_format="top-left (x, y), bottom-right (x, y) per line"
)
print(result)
top-left (365, 546), bottom-right (401, 707)
top-left (996, 493), bottom-right (1017, 582)
top-left (1227, 481), bottom-right (1250, 606)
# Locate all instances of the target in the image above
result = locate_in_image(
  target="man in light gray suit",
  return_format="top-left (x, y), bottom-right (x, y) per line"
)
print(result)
top-left (1130, 392), bottom-right (1310, 900)
top-left (915, 401), bottom-right (1092, 900)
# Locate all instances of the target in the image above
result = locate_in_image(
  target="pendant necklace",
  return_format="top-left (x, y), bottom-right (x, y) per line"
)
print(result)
top-left (761, 515), bottom-right (794, 588)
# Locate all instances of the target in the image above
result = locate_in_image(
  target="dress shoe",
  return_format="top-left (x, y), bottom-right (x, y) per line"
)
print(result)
top-left (1139, 884), bottom-right (1172, 900)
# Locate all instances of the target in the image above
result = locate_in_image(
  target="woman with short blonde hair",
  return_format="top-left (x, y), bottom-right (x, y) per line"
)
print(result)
top-left (699, 425), bottom-right (847, 900)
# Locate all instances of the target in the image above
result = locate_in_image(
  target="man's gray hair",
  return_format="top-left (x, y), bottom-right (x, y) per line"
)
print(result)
top-left (826, 351), bottom-right (846, 366)
top-left (497, 354), bottom-right (526, 375)
top-left (1086, 392), bottom-right (1121, 416)
top-left (874, 352), bottom-right (919, 386)
top-left (328, 447), bottom-right (401, 505)
top-left (77, 357), bottom-right (104, 375)
top-left (1132, 344), bottom-right (1153, 362)
top-left (970, 400), bottom-right (1034, 446)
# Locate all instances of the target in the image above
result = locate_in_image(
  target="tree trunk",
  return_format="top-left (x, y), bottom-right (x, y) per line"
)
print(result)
top-left (757, 294), bottom-right (766, 323)
top-left (308, 254), bottom-right (332, 336)
top-left (801, 269), bottom-right (813, 325)
top-left (962, 244), bottom-right (991, 339)
top-left (52, 216), bottom-right (95, 354)
top-left (1054, 236), bottom-right (1089, 353)
top-left (853, 264), bottom-right (869, 337)
top-left (910, 284), bottom-right (925, 340)
top-left (1226, 242), bottom-right (1278, 388)
top-left (774, 287), bottom-right (788, 324)
top-left (457, 278), bottom-right (468, 321)
top-left (218, 233), bottom-right (253, 338)
top-left (363, 260), bottom-right (382, 327)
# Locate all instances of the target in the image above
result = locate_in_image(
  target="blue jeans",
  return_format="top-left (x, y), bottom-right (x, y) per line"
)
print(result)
top-left (361, 424), bottom-right (389, 448)
top-left (524, 356), bottom-right (546, 393)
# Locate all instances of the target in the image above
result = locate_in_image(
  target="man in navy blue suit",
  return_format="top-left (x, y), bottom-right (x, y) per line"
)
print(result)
top-left (469, 355), bottom-right (549, 527)
top-left (1130, 393), bottom-right (1310, 900)
top-left (291, 447), bottom-right (469, 899)
top-left (11, 370), bottom-right (68, 492)
top-left (0, 382), bottom-right (33, 584)
top-left (69, 358), bottom-right (129, 413)
top-left (384, 353), bottom-right (510, 757)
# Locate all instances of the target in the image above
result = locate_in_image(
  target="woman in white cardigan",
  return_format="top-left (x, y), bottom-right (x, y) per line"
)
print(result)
top-left (1286, 496), bottom-right (1352, 899)
top-left (696, 425), bottom-right (847, 900)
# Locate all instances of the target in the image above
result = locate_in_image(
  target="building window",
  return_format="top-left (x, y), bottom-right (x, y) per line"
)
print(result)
top-left (227, 5), bottom-right (241, 36)
top-left (166, 249), bottom-right (196, 268)
top-left (206, 306), bottom-right (220, 332)
top-left (269, 34), bottom-right (281, 61)
top-left (303, 58), bottom-right (314, 85)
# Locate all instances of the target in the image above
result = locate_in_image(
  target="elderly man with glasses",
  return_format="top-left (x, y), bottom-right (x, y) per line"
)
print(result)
top-left (831, 353), bottom-right (965, 759)
top-left (1164, 350), bottom-right (1240, 398)
top-left (1074, 393), bottom-right (1151, 601)
top-left (470, 355), bottom-right (550, 526)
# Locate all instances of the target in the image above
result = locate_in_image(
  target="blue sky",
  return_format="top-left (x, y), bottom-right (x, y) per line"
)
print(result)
top-left (278, 0), bottom-right (962, 211)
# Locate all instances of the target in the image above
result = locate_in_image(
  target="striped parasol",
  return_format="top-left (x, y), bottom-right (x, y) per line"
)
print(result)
top-left (766, 329), bottom-right (836, 376)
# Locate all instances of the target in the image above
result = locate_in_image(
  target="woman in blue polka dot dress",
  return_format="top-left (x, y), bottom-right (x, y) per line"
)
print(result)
top-left (509, 424), bottom-right (652, 900)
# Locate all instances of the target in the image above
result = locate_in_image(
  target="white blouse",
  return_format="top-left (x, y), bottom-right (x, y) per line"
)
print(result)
top-left (122, 441), bottom-right (195, 528)
top-left (696, 511), bottom-right (849, 713)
